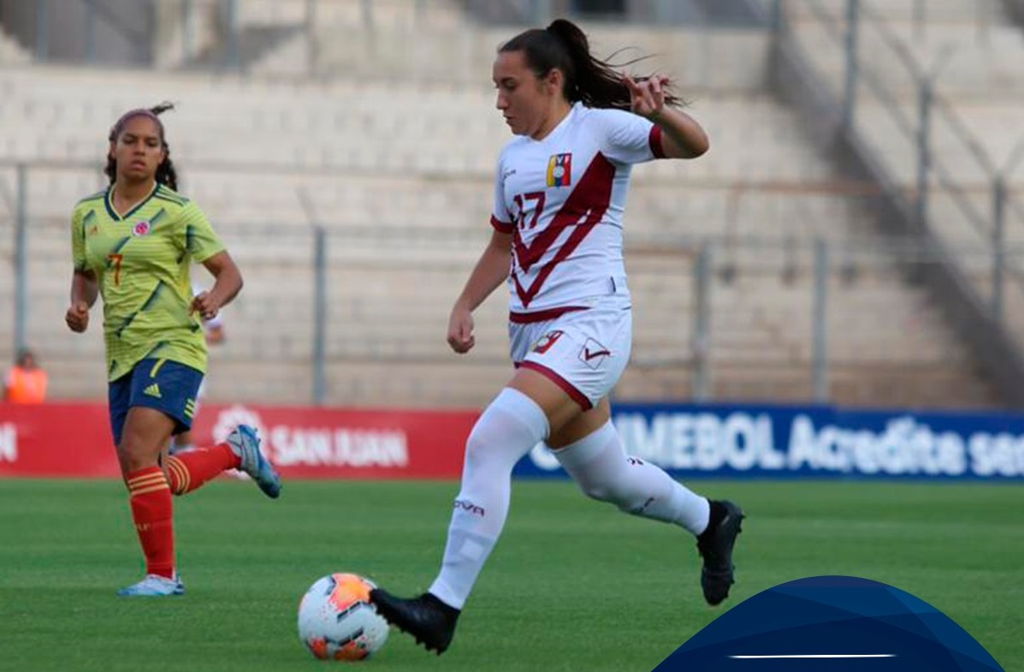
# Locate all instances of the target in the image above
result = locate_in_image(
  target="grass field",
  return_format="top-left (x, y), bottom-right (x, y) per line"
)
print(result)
top-left (0, 478), bottom-right (1020, 671)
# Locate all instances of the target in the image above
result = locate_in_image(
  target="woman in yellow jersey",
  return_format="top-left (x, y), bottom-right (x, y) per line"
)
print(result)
top-left (65, 103), bottom-right (282, 597)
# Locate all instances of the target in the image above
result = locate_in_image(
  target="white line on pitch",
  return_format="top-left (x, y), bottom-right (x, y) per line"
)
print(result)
top-left (730, 654), bottom-right (896, 660)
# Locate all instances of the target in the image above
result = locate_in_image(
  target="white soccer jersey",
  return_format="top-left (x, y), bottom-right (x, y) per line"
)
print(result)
top-left (491, 102), bottom-right (665, 316)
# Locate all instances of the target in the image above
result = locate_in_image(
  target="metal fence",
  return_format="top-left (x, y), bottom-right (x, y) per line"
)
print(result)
top-left (0, 159), bottom-right (1017, 408)
top-left (3, 0), bottom-right (1022, 408)
top-left (769, 0), bottom-right (1024, 339)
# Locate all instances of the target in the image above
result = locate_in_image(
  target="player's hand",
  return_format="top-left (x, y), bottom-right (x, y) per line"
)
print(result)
top-left (191, 291), bottom-right (221, 321)
top-left (65, 301), bottom-right (90, 333)
top-left (447, 305), bottom-right (475, 354)
top-left (624, 74), bottom-right (670, 120)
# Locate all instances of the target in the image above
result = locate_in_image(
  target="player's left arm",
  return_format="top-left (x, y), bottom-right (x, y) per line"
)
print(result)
top-left (182, 202), bottom-right (241, 321)
top-left (624, 75), bottom-right (709, 159)
top-left (193, 251), bottom-right (242, 321)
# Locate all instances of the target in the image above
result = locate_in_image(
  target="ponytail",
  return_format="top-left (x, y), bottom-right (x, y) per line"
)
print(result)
top-left (499, 18), bottom-right (681, 111)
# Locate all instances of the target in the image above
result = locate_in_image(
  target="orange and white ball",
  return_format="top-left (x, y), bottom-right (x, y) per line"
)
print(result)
top-left (298, 573), bottom-right (389, 661)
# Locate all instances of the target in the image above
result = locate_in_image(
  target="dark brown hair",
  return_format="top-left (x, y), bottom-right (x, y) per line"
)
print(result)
top-left (499, 18), bottom-right (681, 111)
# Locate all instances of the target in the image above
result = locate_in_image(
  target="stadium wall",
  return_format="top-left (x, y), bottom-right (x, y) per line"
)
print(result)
top-left (1, 402), bottom-right (1022, 481)
top-left (0, 0), bottom-right (150, 63)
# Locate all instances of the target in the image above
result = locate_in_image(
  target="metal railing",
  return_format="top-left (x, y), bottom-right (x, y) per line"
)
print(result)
top-left (772, 0), bottom-right (1024, 334)
top-left (1, 159), bottom-right (1018, 407)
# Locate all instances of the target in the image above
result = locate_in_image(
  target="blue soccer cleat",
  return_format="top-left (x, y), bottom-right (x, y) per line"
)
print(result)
top-left (227, 424), bottom-right (282, 499)
top-left (117, 574), bottom-right (185, 597)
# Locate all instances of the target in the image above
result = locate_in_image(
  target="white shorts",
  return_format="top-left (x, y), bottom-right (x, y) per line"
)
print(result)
top-left (509, 292), bottom-right (632, 410)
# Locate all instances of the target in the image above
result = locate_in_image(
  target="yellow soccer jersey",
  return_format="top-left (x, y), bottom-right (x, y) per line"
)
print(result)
top-left (70, 183), bottom-right (226, 381)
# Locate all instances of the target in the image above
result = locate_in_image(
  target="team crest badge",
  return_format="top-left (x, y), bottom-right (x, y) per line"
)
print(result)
top-left (132, 221), bottom-right (151, 237)
top-left (532, 330), bottom-right (564, 355)
top-left (546, 153), bottom-right (572, 187)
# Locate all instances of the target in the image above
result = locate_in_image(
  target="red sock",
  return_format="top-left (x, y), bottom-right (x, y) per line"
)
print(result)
top-left (165, 443), bottom-right (241, 495)
top-left (125, 467), bottom-right (175, 579)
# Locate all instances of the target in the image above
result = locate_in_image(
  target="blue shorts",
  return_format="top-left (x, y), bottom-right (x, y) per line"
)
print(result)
top-left (108, 358), bottom-right (204, 446)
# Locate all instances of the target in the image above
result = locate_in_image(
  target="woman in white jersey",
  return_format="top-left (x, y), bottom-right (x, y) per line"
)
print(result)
top-left (370, 19), bottom-right (742, 654)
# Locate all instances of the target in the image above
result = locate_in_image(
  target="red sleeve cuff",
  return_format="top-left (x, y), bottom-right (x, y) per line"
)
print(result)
top-left (490, 215), bottom-right (514, 234)
top-left (648, 125), bottom-right (666, 159)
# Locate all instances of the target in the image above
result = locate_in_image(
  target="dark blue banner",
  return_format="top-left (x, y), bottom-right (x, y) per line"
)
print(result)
top-left (653, 576), bottom-right (1004, 671)
top-left (514, 402), bottom-right (1024, 481)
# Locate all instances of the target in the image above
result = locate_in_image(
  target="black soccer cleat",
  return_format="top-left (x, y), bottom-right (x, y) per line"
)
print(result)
top-left (696, 500), bottom-right (745, 606)
top-left (369, 588), bottom-right (460, 655)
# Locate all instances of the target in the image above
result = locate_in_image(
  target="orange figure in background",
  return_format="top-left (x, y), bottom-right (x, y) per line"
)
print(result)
top-left (4, 348), bottom-right (48, 404)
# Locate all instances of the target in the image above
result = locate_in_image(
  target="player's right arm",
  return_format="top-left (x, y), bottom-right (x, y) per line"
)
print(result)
top-left (66, 206), bottom-right (97, 333)
top-left (448, 230), bottom-right (513, 354)
top-left (448, 152), bottom-right (516, 354)
top-left (66, 270), bottom-right (98, 333)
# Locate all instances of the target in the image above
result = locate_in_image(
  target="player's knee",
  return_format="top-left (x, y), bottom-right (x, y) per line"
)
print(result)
top-left (578, 480), bottom-right (614, 502)
top-left (576, 477), bottom-right (638, 508)
top-left (463, 388), bottom-right (549, 473)
top-left (117, 437), bottom-right (159, 474)
top-left (464, 413), bottom-right (507, 472)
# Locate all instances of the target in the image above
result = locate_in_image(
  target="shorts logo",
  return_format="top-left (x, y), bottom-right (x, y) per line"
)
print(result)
top-left (532, 330), bottom-right (564, 355)
top-left (546, 153), bottom-right (572, 187)
top-left (143, 383), bottom-right (162, 398)
top-left (184, 398), bottom-right (196, 419)
top-left (579, 338), bottom-right (611, 369)
top-left (132, 221), bottom-right (151, 237)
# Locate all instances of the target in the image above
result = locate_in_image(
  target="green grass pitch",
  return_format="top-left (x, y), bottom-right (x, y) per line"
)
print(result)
top-left (0, 479), bottom-right (1019, 671)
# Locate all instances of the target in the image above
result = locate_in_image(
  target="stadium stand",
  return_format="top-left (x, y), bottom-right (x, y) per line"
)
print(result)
top-left (783, 0), bottom-right (1024, 345)
top-left (0, 0), bottom-right (1006, 408)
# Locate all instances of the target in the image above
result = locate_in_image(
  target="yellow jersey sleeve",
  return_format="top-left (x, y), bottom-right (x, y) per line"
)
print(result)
top-left (181, 201), bottom-right (225, 263)
top-left (71, 205), bottom-right (87, 271)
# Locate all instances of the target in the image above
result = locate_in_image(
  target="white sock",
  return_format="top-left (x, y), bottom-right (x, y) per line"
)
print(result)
top-left (554, 420), bottom-right (710, 535)
top-left (428, 388), bottom-right (549, 610)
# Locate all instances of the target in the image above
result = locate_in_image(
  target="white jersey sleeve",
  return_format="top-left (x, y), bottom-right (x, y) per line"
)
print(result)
top-left (590, 108), bottom-right (664, 165)
top-left (490, 150), bottom-right (515, 234)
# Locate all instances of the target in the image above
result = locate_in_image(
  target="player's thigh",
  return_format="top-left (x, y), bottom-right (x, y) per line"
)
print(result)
top-left (107, 375), bottom-right (133, 448)
top-left (118, 358), bottom-right (203, 470)
top-left (117, 406), bottom-right (177, 471)
top-left (547, 397), bottom-right (611, 449)
top-left (128, 358), bottom-right (203, 438)
top-left (510, 304), bottom-right (630, 435)
top-left (507, 367), bottom-right (585, 436)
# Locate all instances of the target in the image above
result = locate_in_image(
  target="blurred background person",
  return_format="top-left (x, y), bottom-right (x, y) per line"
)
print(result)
top-left (3, 348), bottom-right (48, 404)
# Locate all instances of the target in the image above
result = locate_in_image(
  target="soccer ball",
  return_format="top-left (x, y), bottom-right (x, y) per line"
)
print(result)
top-left (298, 573), bottom-right (389, 661)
